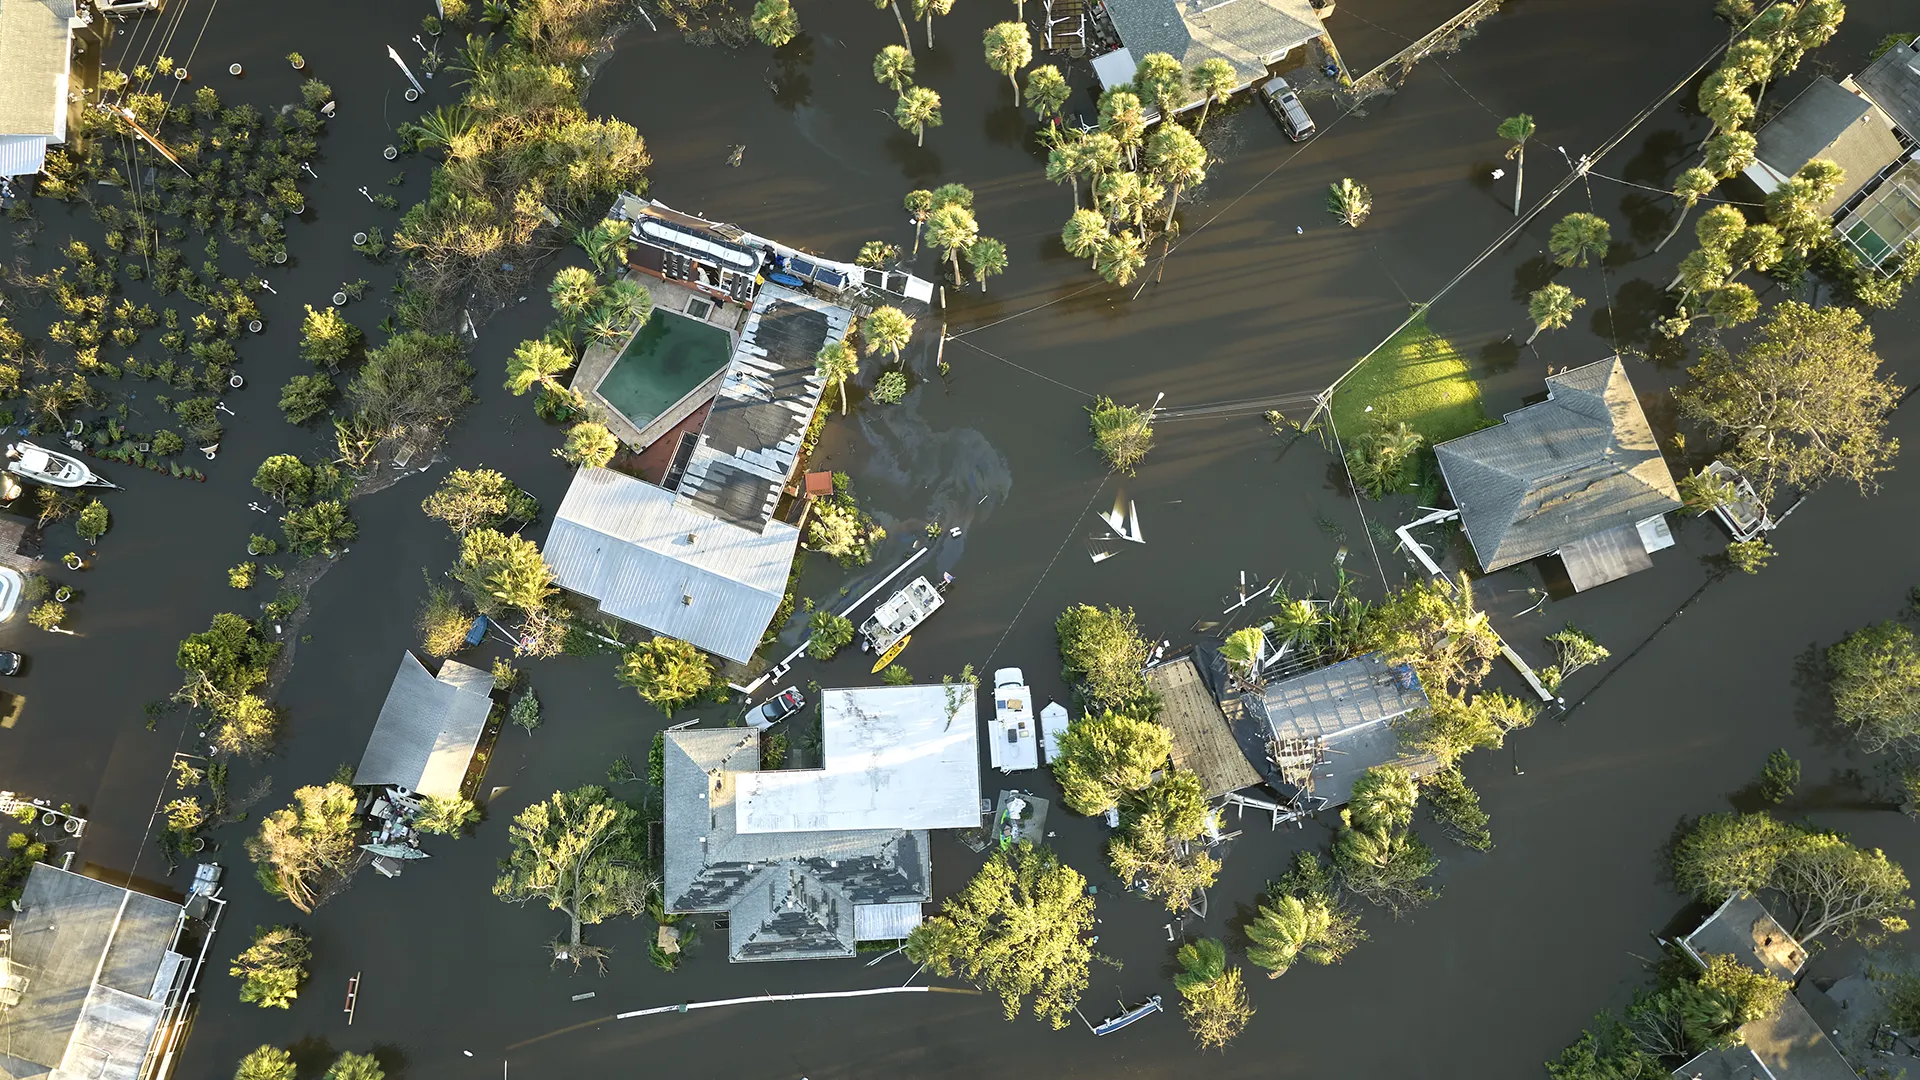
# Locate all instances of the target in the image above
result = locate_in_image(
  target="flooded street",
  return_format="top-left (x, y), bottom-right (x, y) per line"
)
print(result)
top-left (3, 0), bottom-right (1919, 1076)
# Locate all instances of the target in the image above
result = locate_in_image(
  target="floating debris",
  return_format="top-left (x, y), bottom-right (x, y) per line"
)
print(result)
top-left (726, 144), bottom-right (746, 167)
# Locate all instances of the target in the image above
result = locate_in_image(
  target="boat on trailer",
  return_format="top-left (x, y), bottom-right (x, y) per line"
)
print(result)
top-left (6, 442), bottom-right (116, 489)
top-left (859, 575), bottom-right (945, 656)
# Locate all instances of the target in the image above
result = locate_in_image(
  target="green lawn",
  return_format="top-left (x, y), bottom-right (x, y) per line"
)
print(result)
top-left (1329, 315), bottom-right (1487, 445)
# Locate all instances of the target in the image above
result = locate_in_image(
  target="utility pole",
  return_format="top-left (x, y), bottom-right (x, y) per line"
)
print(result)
top-left (387, 46), bottom-right (425, 98)
top-left (109, 106), bottom-right (190, 175)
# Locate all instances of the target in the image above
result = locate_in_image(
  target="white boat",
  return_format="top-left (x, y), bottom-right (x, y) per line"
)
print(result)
top-left (987, 667), bottom-right (1039, 772)
top-left (0, 568), bottom-right (21, 623)
top-left (6, 442), bottom-right (115, 489)
top-left (1038, 701), bottom-right (1069, 764)
top-left (859, 575), bottom-right (944, 655)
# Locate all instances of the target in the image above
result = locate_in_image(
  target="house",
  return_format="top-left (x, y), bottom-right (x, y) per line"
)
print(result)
top-left (1434, 357), bottom-right (1681, 592)
top-left (1145, 653), bottom-right (1260, 798)
top-left (351, 652), bottom-right (494, 800)
top-left (1244, 651), bottom-right (1431, 809)
top-left (0, 863), bottom-right (218, 1080)
top-left (1670, 892), bottom-right (1856, 1080)
top-left (1095, 0), bottom-right (1327, 112)
top-left (0, 0), bottom-right (87, 179)
top-left (1837, 40), bottom-right (1920, 271)
top-left (661, 684), bottom-right (980, 961)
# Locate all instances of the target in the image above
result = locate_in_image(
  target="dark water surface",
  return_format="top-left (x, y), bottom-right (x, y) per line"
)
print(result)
top-left (4, 1), bottom-right (1919, 1077)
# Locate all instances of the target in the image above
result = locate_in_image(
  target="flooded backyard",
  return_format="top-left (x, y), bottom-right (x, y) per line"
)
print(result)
top-left (1, 0), bottom-right (1918, 1077)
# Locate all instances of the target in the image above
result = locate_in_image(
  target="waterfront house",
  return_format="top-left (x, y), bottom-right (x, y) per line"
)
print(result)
top-left (1244, 651), bottom-right (1431, 810)
top-left (1434, 357), bottom-right (1682, 592)
top-left (352, 652), bottom-right (493, 801)
top-left (1094, 0), bottom-right (1328, 113)
top-left (662, 684), bottom-right (980, 961)
top-left (0, 0), bottom-right (87, 179)
top-left (1741, 63), bottom-right (1920, 273)
top-left (1670, 892), bottom-right (1856, 1080)
top-left (1145, 653), bottom-right (1261, 798)
top-left (0, 863), bottom-right (218, 1080)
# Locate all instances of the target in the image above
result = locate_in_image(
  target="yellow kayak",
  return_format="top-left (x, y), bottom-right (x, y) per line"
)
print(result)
top-left (870, 635), bottom-right (909, 673)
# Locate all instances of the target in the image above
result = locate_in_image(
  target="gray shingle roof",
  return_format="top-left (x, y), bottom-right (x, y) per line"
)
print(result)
top-left (1752, 77), bottom-right (1906, 214)
top-left (1679, 892), bottom-right (1805, 983)
top-left (1249, 652), bottom-right (1432, 807)
top-left (0, 0), bottom-right (74, 140)
top-left (0, 865), bottom-right (183, 1080)
top-left (1434, 357), bottom-right (1680, 573)
top-left (1856, 38), bottom-right (1920, 140)
top-left (544, 466), bottom-right (798, 663)
top-left (662, 727), bottom-right (934, 962)
top-left (1103, 0), bottom-right (1323, 103)
top-left (352, 652), bottom-right (494, 798)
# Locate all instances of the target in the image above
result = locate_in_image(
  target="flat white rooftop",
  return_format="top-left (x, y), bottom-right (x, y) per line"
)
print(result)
top-left (736, 684), bottom-right (981, 834)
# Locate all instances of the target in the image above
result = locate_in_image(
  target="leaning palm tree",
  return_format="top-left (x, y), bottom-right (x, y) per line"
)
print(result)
top-left (1495, 113), bottom-right (1534, 216)
top-left (895, 86), bottom-right (943, 147)
top-left (1095, 229), bottom-right (1147, 286)
top-left (1655, 167), bottom-right (1718, 252)
top-left (862, 306), bottom-right (915, 367)
top-left (1326, 178), bottom-right (1372, 228)
top-left (925, 203), bottom-right (979, 286)
top-left (598, 279), bottom-right (653, 328)
top-left (1134, 51), bottom-right (1188, 118)
top-left (965, 236), bottom-right (1007, 293)
top-left (750, 0), bottom-right (800, 47)
top-left (983, 23), bottom-right (1033, 105)
top-left (504, 339), bottom-right (574, 396)
top-left (1147, 124), bottom-right (1207, 241)
top-left (912, 0), bottom-right (955, 48)
top-left (873, 44), bottom-right (915, 92)
top-left (1045, 138), bottom-right (1087, 209)
top-left (815, 339), bottom-right (859, 414)
top-left (1062, 209), bottom-right (1109, 269)
top-left (1098, 89), bottom-right (1147, 169)
top-left (1525, 283), bottom-right (1584, 344)
top-left (1190, 57), bottom-right (1238, 132)
top-left (1548, 212), bottom-right (1611, 268)
top-left (1026, 65), bottom-right (1070, 122)
top-left (1220, 626), bottom-right (1266, 682)
top-left (873, 0), bottom-right (914, 53)
top-left (904, 189), bottom-right (935, 253)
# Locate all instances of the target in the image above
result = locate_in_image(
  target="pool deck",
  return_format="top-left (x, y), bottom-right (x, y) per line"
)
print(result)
top-left (572, 274), bottom-right (749, 451)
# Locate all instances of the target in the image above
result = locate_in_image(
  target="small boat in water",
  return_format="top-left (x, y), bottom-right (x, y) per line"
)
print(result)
top-left (1092, 995), bottom-right (1163, 1036)
top-left (6, 441), bottom-right (116, 489)
top-left (859, 575), bottom-right (945, 657)
top-left (870, 635), bottom-right (909, 674)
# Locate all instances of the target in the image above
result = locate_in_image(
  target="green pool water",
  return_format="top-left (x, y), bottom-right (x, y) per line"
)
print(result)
top-left (596, 311), bottom-right (735, 427)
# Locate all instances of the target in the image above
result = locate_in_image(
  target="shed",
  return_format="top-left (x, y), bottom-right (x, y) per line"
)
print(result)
top-left (352, 652), bottom-right (494, 799)
top-left (1146, 655), bottom-right (1259, 798)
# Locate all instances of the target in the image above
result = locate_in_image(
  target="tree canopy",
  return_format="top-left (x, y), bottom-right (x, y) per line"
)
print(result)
top-left (1107, 769), bottom-right (1218, 911)
top-left (1333, 764), bottom-right (1438, 917)
top-left (493, 786), bottom-right (647, 969)
top-left (1677, 302), bottom-right (1900, 501)
top-left (617, 636), bottom-right (714, 714)
top-left (1671, 811), bottom-right (1912, 942)
top-left (906, 842), bottom-right (1100, 1029)
top-left (453, 528), bottom-right (555, 616)
top-left (230, 925), bottom-right (310, 1009)
top-left (1826, 620), bottom-right (1920, 753)
top-left (246, 783), bottom-right (358, 914)
top-left (421, 467), bottom-right (537, 535)
top-left (1173, 938), bottom-right (1253, 1049)
top-left (1048, 708), bottom-right (1170, 815)
top-left (1054, 603), bottom-right (1154, 709)
top-left (1245, 852), bottom-right (1366, 978)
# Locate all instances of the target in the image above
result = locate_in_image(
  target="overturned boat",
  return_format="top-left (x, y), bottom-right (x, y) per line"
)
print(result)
top-left (6, 442), bottom-right (116, 489)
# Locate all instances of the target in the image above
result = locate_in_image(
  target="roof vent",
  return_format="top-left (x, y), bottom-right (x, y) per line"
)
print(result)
top-left (686, 531), bottom-right (698, 544)
top-left (682, 593), bottom-right (695, 605)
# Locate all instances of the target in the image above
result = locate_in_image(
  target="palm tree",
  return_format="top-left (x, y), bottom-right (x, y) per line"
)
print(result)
top-left (750, 0), bottom-right (799, 47)
top-left (1245, 893), bottom-right (1333, 977)
top-left (1095, 229), bottom-right (1146, 285)
top-left (815, 339), bottom-right (859, 414)
top-left (1045, 138), bottom-right (1086, 209)
top-left (930, 182), bottom-right (974, 211)
top-left (1147, 124), bottom-right (1207, 237)
top-left (598, 278), bottom-right (653, 327)
top-left (1273, 596), bottom-right (1321, 646)
top-left (1495, 113), bottom-right (1534, 216)
top-left (1134, 51), bottom-right (1187, 118)
top-left (1525, 283), bottom-right (1584, 345)
top-left (1220, 626), bottom-right (1265, 681)
top-left (1190, 57), bottom-right (1238, 132)
top-left (1548, 212), bottom-right (1611, 268)
top-left (1094, 170), bottom-right (1139, 225)
top-left (983, 23), bottom-right (1033, 105)
top-left (1348, 765), bottom-right (1417, 831)
top-left (862, 306), bottom-right (915, 366)
top-left (1098, 89), bottom-right (1146, 169)
top-left (873, 45), bottom-right (915, 92)
top-left (904, 189), bottom-right (935, 253)
top-left (504, 339), bottom-right (574, 396)
top-left (1062, 209), bottom-right (1109, 268)
top-left (1703, 131), bottom-right (1756, 180)
top-left (572, 218), bottom-right (628, 274)
top-left (1326, 178), bottom-right (1371, 228)
top-left (873, 0), bottom-right (913, 52)
top-left (548, 266), bottom-right (601, 330)
top-left (912, 0), bottom-right (954, 48)
top-left (413, 105), bottom-right (473, 152)
top-left (926, 203), bottom-right (979, 286)
top-left (966, 236), bottom-right (1007, 292)
top-left (1080, 131), bottom-right (1123, 211)
top-left (895, 86), bottom-right (942, 147)
top-left (1026, 65), bottom-right (1070, 122)
top-left (1655, 167), bottom-right (1718, 252)
top-left (1012, 0), bottom-right (1028, 18)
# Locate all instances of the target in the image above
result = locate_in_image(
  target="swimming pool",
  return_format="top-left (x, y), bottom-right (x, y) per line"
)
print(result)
top-left (594, 311), bottom-right (735, 428)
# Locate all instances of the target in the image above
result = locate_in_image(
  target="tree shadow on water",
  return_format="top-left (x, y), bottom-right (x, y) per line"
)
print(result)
top-left (882, 131), bottom-right (943, 187)
top-left (1478, 333), bottom-right (1520, 376)
top-left (1510, 254), bottom-right (1556, 302)
top-left (287, 1036), bottom-right (336, 1078)
top-left (1620, 192), bottom-right (1671, 248)
top-left (1620, 128), bottom-right (1689, 186)
top-left (982, 103), bottom-right (1026, 151)
top-left (766, 36), bottom-right (815, 111)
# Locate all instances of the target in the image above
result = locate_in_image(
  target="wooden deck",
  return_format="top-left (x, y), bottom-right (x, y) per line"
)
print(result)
top-left (1147, 656), bottom-right (1260, 798)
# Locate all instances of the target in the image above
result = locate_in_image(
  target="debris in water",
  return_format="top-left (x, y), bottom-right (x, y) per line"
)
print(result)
top-left (726, 144), bottom-right (746, 167)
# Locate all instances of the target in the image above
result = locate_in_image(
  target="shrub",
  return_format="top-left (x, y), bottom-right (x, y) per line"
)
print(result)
top-left (806, 609), bottom-right (855, 660)
top-left (281, 501), bottom-right (356, 555)
top-left (618, 636), bottom-right (714, 715)
top-left (28, 602), bottom-right (65, 632)
top-left (229, 562), bottom-right (256, 589)
top-left (279, 373), bottom-right (335, 425)
top-left (1088, 396), bottom-right (1153, 474)
top-left (418, 584), bottom-right (472, 657)
top-left (299, 305), bottom-right (361, 370)
top-left (511, 688), bottom-right (542, 733)
top-left (872, 371), bottom-right (907, 404)
top-left (230, 925), bottom-right (310, 1009)
top-left (74, 499), bottom-right (109, 542)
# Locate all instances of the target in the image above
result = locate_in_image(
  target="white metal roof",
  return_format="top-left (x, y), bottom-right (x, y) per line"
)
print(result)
top-left (736, 684), bottom-right (982, 834)
top-left (0, 133), bottom-right (51, 178)
top-left (543, 466), bottom-right (799, 663)
top-left (352, 653), bottom-right (494, 798)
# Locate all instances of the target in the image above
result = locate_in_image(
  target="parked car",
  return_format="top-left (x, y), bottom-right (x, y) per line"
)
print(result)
top-left (752, 686), bottom-right (805, 727)
top-left (1260, 77), bottom-right (1317, 141)
top-left (0, 652), bottom-right (23, 676)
